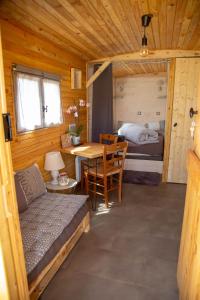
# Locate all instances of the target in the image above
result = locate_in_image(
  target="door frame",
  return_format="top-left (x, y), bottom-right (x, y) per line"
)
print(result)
top-left (0, 26), bottom-right (29, 300)
top-left (162, 58), bottom-right (176, 182)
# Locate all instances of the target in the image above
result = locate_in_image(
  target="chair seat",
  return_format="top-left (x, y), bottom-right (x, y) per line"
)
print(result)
top-left (85, 163), bottom-right (121, 178)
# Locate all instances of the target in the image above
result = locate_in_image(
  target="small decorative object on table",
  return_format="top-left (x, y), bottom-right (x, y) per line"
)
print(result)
top-left (61, 133), bottom-right (71, 148)
top-left (58, 172), bottom-right (69, 186)
top-left (46, 178), bottom-right (77, 194)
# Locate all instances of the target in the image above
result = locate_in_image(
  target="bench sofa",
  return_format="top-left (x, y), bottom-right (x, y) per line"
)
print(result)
top-left (15, 164), bottom-right (90, 300)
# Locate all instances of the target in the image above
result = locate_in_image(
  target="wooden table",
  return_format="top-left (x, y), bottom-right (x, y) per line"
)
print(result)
top-left (61, 142), bottom-right (104, 159)
top-left (61, 143), bottom-right (104, 194)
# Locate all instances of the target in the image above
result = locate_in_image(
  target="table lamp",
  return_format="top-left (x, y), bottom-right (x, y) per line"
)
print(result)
top-left (44, 151), bottom-right (65, 185)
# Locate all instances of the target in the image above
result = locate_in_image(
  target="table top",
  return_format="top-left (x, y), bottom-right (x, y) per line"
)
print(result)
top-left (46, 178), bottom-right (77, 190)
top-left (61, 142), bottom-right (104, 159)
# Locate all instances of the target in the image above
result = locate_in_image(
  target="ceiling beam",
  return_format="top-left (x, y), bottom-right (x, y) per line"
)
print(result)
top-left (86, 61), bottom-right (111, 88)
top-left (89, 50), bottom-right (200, 64)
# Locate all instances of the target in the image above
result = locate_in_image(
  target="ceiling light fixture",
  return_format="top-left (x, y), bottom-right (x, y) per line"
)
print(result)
top-left (140, 14), bottom-right (153, 57)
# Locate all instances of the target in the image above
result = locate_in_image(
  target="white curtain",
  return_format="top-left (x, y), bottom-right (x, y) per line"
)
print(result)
top-left (43, 79), bottom-right (63, 127)
top-left (16, 73), bottom-right (42, 132)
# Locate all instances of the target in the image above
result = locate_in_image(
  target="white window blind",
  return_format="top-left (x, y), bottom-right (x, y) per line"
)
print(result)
top-left (14, 65), bottom-right (63, 133)
top-left (43, 79), bottom-right (62, 127)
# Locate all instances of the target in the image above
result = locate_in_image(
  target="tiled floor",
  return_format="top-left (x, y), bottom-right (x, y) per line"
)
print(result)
top-left (41, 183), bottom-right (186, 300)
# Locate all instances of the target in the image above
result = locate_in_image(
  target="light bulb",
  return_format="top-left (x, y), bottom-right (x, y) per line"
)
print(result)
top-left (140, 45), bottom-right (149, 57)
top-left (140, 34), bottom-right (149, 57)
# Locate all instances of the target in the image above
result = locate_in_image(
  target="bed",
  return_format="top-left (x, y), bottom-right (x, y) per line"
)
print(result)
top-left (117, 122), bottom-right (165, 184)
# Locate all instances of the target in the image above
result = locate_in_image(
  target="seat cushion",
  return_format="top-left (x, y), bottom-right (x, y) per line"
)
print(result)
top-left (14, 175), bottom-right (28, 213)
top-left (15, 164), bottom-right (46, 205)
top-left (86, 164), bottom-right (121, 177)
top-left (19, 192), bottom-right (88, 281)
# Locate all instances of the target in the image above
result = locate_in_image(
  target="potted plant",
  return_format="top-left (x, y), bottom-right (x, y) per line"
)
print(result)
top-left (68, 124), bottom-right (83, 145)
top-left (66, 99), bottom-right (88, 146)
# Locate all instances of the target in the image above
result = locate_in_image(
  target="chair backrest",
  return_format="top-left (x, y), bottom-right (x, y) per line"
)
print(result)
top-left (103, 141), bottom-right (128, 172)
top-left (99, 133), bottom-right (118, 145)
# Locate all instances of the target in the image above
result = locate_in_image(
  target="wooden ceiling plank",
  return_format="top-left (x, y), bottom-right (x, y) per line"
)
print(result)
top-left (101, 0), bottom-right (133, 52)
top-left (158, 0), bottom-right (167, 49)
top-left (78, 0), bottom-right (126, 54)
top-left (85, 0), bottom-right (131, 53)
top-left (166, 0), bottom-right (177, 48)
top-left (121, 61), bottom-right (135, 74)
top-left (49, 0), bottom-right (113, 53)
top-left (124, 0), bottom-right (143, 48)
top-left (188, 22), bottom-right (200, 49)
top-left (0, 2), bottom-right (91, 60)
top-left (172, 0), bottom-right (188, 48)
top-left (86, 61), bottom-right (111, 88)
top-left (148, 0), bottom-right (161, 49)
top-left (10, 0), bottom-right (101, 58)
top-left (31, 0), bottom-right (105, 56)
top-left (177, 0), bottom-right (198, 48)
top-left (183, 3), bottom-right (200, 49)
top-left (114, 0), bottom-right (140, 51)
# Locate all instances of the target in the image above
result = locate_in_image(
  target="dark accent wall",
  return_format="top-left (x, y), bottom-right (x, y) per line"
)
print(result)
top-left (92, 64), bottom-right (113, 142)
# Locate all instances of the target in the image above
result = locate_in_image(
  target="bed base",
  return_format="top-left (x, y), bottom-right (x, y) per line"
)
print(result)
top-left (29, 212), bottom-right (90, 300)
top-left (124, 158), bottom-right (163, 174)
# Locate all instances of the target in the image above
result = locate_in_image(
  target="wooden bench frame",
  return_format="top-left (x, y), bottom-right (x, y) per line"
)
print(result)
top-left (29, 212), bottom-right (90, 300)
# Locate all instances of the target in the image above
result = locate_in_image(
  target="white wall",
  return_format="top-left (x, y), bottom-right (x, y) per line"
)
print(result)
top-left (113, 75), bottom-right (167, 129)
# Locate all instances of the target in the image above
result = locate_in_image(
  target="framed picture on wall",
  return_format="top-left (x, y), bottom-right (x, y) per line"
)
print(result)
top-left (71, 68), bottom-right (82, 89)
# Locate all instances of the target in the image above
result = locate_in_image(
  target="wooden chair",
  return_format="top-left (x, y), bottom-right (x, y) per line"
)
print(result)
top-left (81, 134), bottom-right (118, 191)
top-left (99, 133), bottom-right (118, 144)
top-left (84, 141), bottom-right (128, 209)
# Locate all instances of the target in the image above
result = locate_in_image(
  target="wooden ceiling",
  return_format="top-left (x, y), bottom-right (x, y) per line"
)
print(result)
top-left (113, 60), bottom-right (167, 77)
top-left (0, 0), bottom-right (199, 76)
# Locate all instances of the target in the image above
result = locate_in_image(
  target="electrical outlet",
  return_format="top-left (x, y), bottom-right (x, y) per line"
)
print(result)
top-left (137, 111), bottom-right (142, 115)
top-left (156, 112), bottom-right (160, 115)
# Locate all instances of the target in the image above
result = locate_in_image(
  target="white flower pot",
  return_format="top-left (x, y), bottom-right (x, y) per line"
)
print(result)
top-left (72, 136), bottom-right (80, 145)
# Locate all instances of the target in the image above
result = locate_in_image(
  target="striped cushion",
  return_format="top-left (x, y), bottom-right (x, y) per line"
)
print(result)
top-left (15, 164), bottom-right (46, 205)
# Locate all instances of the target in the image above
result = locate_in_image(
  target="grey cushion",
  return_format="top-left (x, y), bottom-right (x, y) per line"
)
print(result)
top-left (15, 164), bottom-right (46, 205)
top-left (19, 193), bottom-right (88, 276)
top-left (14, 175), bottom-right (28, 213)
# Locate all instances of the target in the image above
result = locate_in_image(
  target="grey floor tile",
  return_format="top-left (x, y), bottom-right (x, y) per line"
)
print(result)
top-left (41, 183), bottom-right (185, 300)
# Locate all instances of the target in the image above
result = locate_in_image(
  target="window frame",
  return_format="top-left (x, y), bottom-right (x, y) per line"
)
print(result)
top-left (13, 64), bottom-right (63, 134)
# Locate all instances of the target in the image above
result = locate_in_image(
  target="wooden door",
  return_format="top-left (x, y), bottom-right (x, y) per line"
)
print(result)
top-left (0, 28), bottom-right (29, 299)
top-left (177, 78), bottom-right (200, 299)
top-left (177, 151), bottom-right (200, 300)
top-left (168, 58), bottom-right (200, 183)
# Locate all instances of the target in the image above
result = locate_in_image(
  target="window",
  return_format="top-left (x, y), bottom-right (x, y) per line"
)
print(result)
top-left (14, 65), bottom-right (63, 133)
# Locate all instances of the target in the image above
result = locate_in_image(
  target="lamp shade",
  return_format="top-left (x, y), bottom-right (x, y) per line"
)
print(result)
top-left (44, 151), bottom-right (65, 171)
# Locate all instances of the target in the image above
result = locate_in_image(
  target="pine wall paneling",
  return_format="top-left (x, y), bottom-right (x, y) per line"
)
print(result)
top-left (168, 57), bottom-right (200, 183)
top-left (0, 19), bottom-right (87, 180)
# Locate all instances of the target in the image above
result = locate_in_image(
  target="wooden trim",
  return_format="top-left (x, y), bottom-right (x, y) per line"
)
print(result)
top-left (89, 50), bottom-right (200, 64)
top-left (0, 26), bottom-right (29, 300)
top-left (29, 212), bottom-right (90, 300)
top-left (86, 61), bottom-right (111, 88)
top-left (86, 62), bottom-right (89, 142)
top-left (162, 58), bottom-right (176, 182)
top-left (114, 71), bottom-right (167, 78)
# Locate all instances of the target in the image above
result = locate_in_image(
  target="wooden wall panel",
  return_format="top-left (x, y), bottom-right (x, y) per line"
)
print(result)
top-left (162, 59), bottom-right (175, 182)
top-left (177, 151), bottom-right (200, 300)
top-left (194, 77), bottom-right (200, 159)
top-left (0, 19), bottom-right (87, 180)
top-left (168, 58), bottom-right (200, 183)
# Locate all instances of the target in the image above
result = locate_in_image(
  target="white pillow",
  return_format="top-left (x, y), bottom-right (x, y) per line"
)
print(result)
top-left (118, 123), bottom-right (145, 137)
top-left (146, 122), bottom-right (160, 131)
